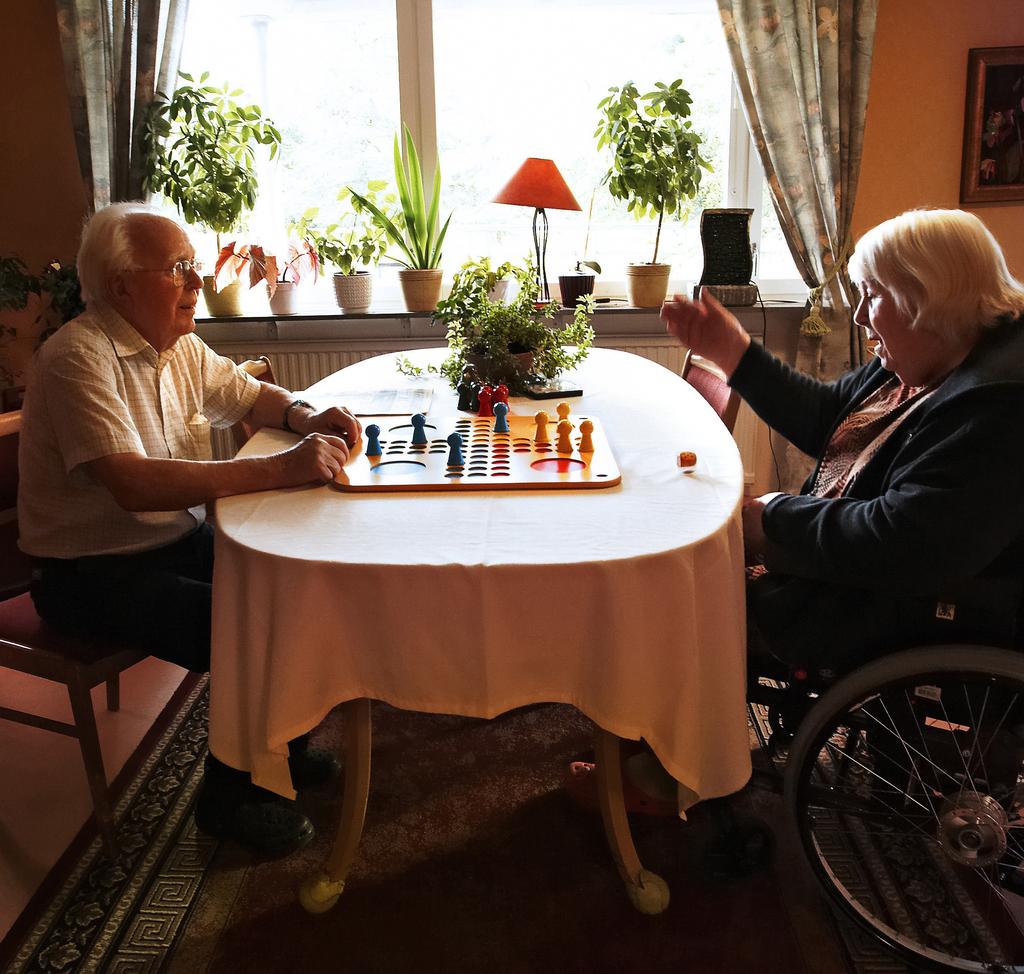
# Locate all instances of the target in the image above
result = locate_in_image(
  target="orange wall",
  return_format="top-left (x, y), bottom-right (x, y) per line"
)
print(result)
top-left (1, 2), bottom-right (1022, 276)
top-left (854, 0), bottom-right (1024, 276)
top-left (0, 1), bottom-right (86, 269)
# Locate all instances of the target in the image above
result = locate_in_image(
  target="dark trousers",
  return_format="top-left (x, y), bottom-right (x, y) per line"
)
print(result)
top-left (31, 524), bottom-right (304, 795)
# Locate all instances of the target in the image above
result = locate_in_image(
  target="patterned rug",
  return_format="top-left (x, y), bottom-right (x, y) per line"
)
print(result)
top-left (1, 684), bottom-right (912, 974)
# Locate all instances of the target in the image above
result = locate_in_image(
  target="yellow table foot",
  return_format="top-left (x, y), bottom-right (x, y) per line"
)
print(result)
top-left (298, 873), bottom-right (346, 914)
top-left (625, 869), bottom-right (670, 915)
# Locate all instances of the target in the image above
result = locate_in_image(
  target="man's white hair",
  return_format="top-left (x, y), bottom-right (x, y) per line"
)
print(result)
top-left (77, 202), bottom-right (187, 307)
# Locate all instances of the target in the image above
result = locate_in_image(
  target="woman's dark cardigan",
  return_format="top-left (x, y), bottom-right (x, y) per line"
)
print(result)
top-left (729, 316), bottom-right (1024, 669)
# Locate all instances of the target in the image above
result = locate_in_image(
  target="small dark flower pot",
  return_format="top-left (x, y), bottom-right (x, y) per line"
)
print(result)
top-left (558, 272), bottom-right (596, 308)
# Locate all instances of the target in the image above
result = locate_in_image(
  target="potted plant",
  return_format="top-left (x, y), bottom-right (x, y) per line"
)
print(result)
top-left (399, 258), bottom-right (595, 394)
top-left (595, 80), bottom-right (710, 307)
top-left (290, 182), bottom-right (395, 313)
top-left (213, 236), bottom-right (319, 315)
top-left (457, 257), bottom-right (515, 303)
top-left (142, 71), bottom-right (282, 316)
top-left (349, 126), bottom-right (452, 313)
top-left (558, 259), bottom-right (602, 308)
top-left (0, 257), bottom-right (84, 410)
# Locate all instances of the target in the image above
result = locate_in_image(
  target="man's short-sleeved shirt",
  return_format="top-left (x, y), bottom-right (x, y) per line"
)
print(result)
top-left (17, 308), bottom-right (261, 558)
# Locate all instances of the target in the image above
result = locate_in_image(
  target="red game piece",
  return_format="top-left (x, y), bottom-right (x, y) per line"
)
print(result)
top-left (494, 384), bottom-right (509, 405)
top-left (477, 384), bottom-right (494, 417)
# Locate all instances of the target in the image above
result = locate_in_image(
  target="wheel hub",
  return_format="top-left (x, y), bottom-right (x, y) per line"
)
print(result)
top-left (937, 790), bottom-right (1008, 868)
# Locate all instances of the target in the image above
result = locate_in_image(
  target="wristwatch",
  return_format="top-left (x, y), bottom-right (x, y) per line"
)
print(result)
top-left (283, 399), bottom-right (313, 433)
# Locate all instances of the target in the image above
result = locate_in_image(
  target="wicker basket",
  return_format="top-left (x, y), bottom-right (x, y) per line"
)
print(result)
top-left (697, 283), bottom-right (758, 306)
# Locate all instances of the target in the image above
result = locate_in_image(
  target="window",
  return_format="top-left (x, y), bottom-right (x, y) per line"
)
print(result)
top-left (176, 0), bottom-right (801, 298)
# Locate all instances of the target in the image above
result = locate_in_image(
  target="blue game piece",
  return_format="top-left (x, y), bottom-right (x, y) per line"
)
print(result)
top-left (411, 412), bottom-right (428, 446)
top-left (493, 401), bottom-right (510, 434)
top-left (446, 432), bottom-right (464, 467)
top-left (366, 424), bottom-right (382, 457)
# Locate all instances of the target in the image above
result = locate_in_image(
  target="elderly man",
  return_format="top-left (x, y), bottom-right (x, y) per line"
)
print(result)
top-left (18, 202), bottom-right (361, 858)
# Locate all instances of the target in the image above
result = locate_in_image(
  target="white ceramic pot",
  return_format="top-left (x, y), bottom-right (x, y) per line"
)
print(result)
top-left (268, 281), bottom-right (299, 315)
top-left (625, 263), bottom-right (671, 308)
top-left (487, 279), bottom-right (510, 303)
top-left (202, 275), bottom-right (245, 317)
top-left (398, 268), bottom-right (443, 312)
top-left (333, 272), bottom-right (373, 313)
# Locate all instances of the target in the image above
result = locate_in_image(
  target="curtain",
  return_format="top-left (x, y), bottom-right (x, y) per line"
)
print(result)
top-left (717, 0), bottom-right (877, 490)
top-left (718, 1), bottom-right (877, 365)
top-left (56, 0), bottom-right (190, 211)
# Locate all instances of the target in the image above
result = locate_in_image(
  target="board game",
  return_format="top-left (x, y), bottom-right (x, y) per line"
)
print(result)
top-left (331, 404), bottom-right (621, 493)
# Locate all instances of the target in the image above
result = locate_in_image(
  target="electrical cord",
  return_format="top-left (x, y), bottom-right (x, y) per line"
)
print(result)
top-left (751, 282), bottom-right (784, 492)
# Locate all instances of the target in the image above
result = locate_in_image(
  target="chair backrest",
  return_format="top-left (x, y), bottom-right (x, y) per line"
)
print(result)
top-left (0, 410), bottom-right (32, 598)
top-left (680, 350), bottom-right (740, 433)
top-left (231, 356), bottom-right (278, 450)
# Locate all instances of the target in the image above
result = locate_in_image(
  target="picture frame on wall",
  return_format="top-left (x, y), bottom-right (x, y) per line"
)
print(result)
top-left (961, 46), bottom-right (1024, 204)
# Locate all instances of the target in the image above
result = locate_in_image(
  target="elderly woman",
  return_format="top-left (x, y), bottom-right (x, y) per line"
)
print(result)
top-left (663, 209), bottom-right (1024, 675)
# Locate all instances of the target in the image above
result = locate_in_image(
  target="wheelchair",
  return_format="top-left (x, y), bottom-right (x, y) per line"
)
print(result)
top-left (745, 641), bottom-right (1024, 974)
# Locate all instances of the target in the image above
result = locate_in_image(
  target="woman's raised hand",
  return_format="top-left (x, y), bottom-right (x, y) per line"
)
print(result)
top-left (661, 289), bottom-right (751, 380)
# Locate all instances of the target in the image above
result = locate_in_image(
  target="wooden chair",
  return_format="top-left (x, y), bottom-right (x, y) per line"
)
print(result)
top-left (231, 355), bottom-right (278, 450)
top-left (0, 410), bottom-right (146, 858)
top-left (680, 350), bottom-right (740, 433)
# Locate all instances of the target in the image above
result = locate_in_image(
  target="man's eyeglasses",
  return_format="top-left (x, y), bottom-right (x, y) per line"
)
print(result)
top-left (132, 259), bottom-right (204, 286)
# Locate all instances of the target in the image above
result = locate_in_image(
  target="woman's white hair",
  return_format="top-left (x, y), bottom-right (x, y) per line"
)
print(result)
top-left (77, 202), bottom-right (183, 307)
top-left (849, 209), bottom-right (1024, 342)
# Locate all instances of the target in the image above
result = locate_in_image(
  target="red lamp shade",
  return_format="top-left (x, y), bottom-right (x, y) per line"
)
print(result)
top-left (492, 158), bottom-right (582, 212)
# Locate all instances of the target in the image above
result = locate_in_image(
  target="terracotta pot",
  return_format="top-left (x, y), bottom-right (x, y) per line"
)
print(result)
top-left (202, 275), bottom-right (244, 317)
top-left (268, 281), bottom-right (299, 315)
top-left (398, 268), bottom-right (443, 312)
top-left (333, 272), bottom-right (373, 313)
top-left (625, 263), bottom-right (671, 308)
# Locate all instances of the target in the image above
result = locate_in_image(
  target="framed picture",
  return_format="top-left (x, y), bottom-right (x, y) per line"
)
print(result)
top-left (961, 46), bottom-right (1024, 204)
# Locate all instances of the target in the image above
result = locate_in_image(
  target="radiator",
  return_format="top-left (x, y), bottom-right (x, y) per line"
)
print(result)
top-left (211, 340), bottom-right (760, 490)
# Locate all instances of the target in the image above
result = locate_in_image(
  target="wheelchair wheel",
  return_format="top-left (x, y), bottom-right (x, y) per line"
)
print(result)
top-left (784, 645), bottom-right (1024, 973)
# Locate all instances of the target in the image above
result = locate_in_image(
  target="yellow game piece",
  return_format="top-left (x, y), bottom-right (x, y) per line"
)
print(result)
top-left (534, 410), bottom-right (550, 443)
top-left (579, 419), bottom-right (594, 453)
top-left (676, 451), bottom-right (697, 470)
top-left (556, 419), bottom-right (574, 454)
top-left (556, 401), bottom-right (572, 424)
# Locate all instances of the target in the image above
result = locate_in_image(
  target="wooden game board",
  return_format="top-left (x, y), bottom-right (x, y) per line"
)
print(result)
top-left (331, 411), bottom-right (621, 492)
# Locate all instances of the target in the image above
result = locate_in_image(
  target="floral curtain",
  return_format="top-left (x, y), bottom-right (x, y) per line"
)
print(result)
top-left (55, 0), bottom-right (190, 210)
top-left (717, 0), bottom-right (877, 371)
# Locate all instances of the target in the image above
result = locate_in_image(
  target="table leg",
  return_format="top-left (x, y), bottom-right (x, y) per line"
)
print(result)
top-left (594, 729), bottom-right (670, 915)
top-left (298, 698), bottom-right (372, 914)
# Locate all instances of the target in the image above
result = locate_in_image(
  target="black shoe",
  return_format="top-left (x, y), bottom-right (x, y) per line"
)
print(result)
top-left (289, 746), bottom-right (342, 791)
top-left (195, 781), bottom-right (314, 858)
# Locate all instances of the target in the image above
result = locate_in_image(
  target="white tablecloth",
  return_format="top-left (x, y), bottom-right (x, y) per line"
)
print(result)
top-left (210, 347), bottom-right (751, 805)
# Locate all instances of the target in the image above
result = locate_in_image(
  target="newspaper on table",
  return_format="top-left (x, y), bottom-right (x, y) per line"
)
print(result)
top-left (311, 386), bottom-right (433, 417)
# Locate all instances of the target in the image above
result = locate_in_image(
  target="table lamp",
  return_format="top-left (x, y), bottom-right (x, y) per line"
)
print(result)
top-left (492, 158), bottom-right (581, 302)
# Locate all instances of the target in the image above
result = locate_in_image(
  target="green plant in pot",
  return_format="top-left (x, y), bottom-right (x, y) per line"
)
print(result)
top-left (399, 258), bottom-right (595, 394)
top-left (458, 256), bottom-right (516, 303)
top-left (142, 71), bottom-right (282, 316)
top-left (558, 259), bottom-right (602, 308)
top-left (349, 126), bottom-right (452, 313)
top-left (595, 79), bottom-right (710, 307)
top-left (0, 257), bottom-right (84, 409)
top-left (290, 182), bottom-right (395, 314)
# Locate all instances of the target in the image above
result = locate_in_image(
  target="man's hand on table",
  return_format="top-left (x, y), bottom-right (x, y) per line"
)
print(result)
top-left (276, 433), bottom-right (351, 485)
top-left (290, 404), bottom-right (363, 448)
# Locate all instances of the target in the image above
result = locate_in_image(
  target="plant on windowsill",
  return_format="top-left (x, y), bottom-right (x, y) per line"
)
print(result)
top-left (595, 79), bottom-right (710, 308)
top-left (142, 71), bottom-right (282, 317)
top-left (0, 257), bottom-right (84, 410)
top-left (397, 257), bottom-right (595, 394)
top-left (212, 237), bottom-right (319, 316)
top-left (348, 126), bottom-right (453, 313)
top-left (290, 182), bottom-right (396, 314)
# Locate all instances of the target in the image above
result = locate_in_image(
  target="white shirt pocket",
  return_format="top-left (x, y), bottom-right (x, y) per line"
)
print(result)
top-left (183, 413), bottom-right (213, 461)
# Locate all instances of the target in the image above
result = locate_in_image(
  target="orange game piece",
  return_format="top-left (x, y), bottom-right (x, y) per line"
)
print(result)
top-left (556, 401), bottom-right (572, 425)
top-left (579, 419), bottom-right (594, 453)
top-left (556, 419), bottom-right (573, 454)
top-left (534, 410), bottom-right (550, 443)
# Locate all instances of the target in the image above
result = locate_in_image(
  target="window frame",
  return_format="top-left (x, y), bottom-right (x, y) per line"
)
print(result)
top-left (395, 0), bottom-right (804, 298)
